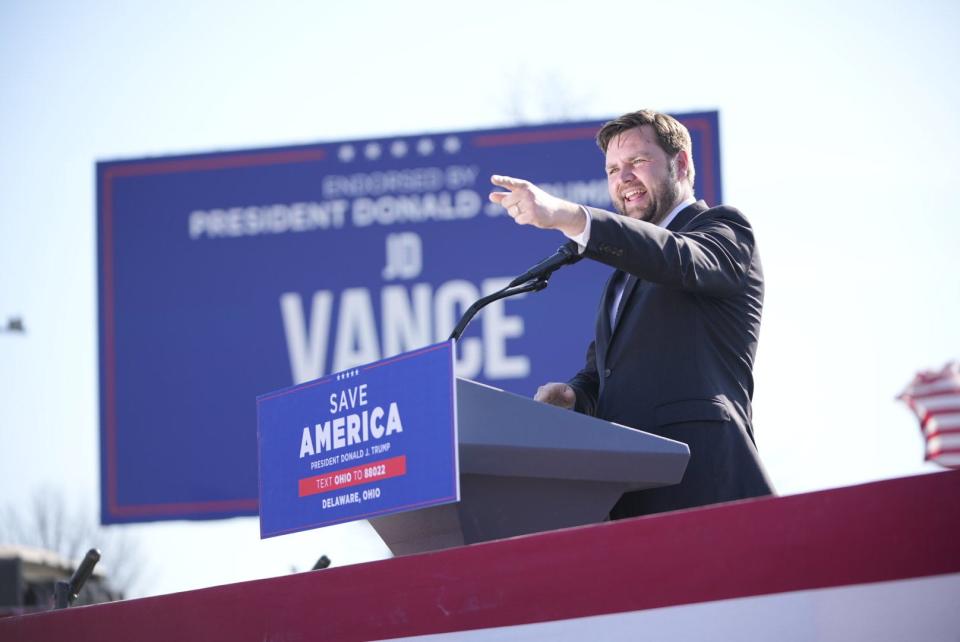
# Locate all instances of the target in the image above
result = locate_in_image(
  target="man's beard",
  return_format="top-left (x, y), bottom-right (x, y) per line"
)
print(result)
top-left (615, 163), bottom-right (680, 225)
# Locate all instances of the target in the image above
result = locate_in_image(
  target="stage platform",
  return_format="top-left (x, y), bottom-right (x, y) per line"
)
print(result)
top-left (2, 470), bottom-right (958, 640)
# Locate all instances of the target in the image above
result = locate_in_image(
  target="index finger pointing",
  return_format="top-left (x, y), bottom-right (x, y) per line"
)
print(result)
top-left (490, 175), bottom-right (530, 191)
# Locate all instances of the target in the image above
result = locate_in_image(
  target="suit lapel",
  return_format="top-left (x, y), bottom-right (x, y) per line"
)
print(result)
top-left (606, 272), bottom-right (636, 357)
top-left (598, 269), bottom-right (621, 347)
top-left (605, 201), bottom-right (708, 354)
top-left (612, 274), bottom-right (637, 331)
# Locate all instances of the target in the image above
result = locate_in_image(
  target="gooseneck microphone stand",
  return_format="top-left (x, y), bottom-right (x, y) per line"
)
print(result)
top-left (448, 277), bottom-right (549, 342)
top-left (449, 241), bottom-right (583, 343)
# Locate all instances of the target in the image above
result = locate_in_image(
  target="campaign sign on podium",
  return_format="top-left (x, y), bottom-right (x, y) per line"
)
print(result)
top-left (257, 341), bottom-right (459, 538)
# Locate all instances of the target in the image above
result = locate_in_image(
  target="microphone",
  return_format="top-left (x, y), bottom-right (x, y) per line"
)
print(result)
top-left (508, 241), bottom-right (583, 287)
top-left (54, 548), bottom-right (101, 608)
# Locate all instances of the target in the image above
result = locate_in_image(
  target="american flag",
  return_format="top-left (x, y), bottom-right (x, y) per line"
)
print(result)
top-left (898, 361), bottom-right (960, 469)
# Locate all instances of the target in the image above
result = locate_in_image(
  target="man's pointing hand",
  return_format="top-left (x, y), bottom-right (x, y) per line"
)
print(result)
top-left (489, 175), bottom-right (586, 236)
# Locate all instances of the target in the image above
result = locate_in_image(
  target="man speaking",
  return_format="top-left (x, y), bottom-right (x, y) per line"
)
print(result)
top-left (489, 109), bottom-right (773, 518)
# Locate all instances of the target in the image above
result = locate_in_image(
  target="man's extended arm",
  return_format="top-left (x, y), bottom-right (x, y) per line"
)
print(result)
top-left (584, 205), bottom-right (756, 297)
top-left (488, 175), bottom-right (755, 298)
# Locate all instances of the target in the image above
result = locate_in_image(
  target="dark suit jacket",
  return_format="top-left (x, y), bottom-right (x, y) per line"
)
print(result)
top-left (568, 200), bottom-right (774, 518)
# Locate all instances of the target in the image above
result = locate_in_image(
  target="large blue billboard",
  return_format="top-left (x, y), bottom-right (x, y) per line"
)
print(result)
top-left (97, 112), bottom-right (722, 523)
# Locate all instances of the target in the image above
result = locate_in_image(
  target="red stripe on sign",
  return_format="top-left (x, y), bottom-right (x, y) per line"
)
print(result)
top-left (298, 455), bottom-right (407, 497)
top-left (471, 127), bottom-right (599, 147)
top-left (106, 149), bottom-right (327, 177)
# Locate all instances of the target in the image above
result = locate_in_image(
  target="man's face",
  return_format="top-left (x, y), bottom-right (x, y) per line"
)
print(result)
top-left (604, 125), bottom-right (683, 224)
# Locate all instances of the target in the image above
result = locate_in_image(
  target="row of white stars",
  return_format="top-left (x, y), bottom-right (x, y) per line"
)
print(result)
top-left (337, 136), bottom-right (462, 162)
top-left (335, 368), bottom-right (361, 381)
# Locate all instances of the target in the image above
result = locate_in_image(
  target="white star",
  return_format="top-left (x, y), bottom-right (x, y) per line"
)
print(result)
top-left (390, 140), bottom-right (408, 158)
top-left (364, 143), bottom-right (382, 160)
top-left (416, 138), bottom-right (434, 156)
top-left (338, 145), bottom-right (355, 162)
top-left (442, 136), bottom-right (461, 153)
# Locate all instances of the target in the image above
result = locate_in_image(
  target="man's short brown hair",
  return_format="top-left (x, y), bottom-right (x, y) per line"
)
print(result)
top-left (596, 110), bottom-right (695, 187)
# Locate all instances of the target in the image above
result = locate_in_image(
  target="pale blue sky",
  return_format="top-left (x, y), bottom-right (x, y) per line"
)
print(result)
top-left (1, 0), bottom-right (958, 596)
